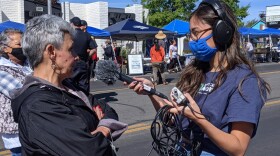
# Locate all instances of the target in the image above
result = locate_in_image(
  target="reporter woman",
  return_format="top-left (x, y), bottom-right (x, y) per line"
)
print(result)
top-left (128, 0), bottom-right (270, 155)
top-left (11, 14), bottom-right (119, 156)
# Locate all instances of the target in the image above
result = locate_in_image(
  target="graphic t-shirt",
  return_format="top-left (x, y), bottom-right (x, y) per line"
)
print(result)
top-left (181, 64), bottom-right (266, 155)
top-left (169, 45), bottom-right (178, 58)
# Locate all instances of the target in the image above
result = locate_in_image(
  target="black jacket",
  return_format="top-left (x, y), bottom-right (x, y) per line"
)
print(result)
top-left (72, 28), bottom-right (95, 62)
top-left (11, 76), bottom-right (114, 156)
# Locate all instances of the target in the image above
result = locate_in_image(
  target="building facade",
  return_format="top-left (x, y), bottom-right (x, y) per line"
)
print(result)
top-left (0, 1), bottom-right (145, 58)
top-left (0, 0), bottom-right (62, 23)
top-left (61, 2), bottom-right (145, 57)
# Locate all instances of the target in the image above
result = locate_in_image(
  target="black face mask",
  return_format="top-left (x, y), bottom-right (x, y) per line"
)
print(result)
top-left (11, 48), bottom-right (27, 62)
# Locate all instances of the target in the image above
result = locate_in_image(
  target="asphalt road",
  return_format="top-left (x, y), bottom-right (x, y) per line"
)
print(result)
top-left (91, 62), bottom-right (280, 156)
top-left (1, 62), bottom-right (279, 155)
top-left (114, 104), bottom-right (280, 156)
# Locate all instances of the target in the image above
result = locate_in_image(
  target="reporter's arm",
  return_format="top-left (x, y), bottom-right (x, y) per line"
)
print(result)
top-left (168, 94), bottom-right (253, 156)
top-left (148, 94), bottom-right (166, 111)
top-left (181, 76), bottom-right (264, 156)
top-left (195, 118), bottom-right (253, 156)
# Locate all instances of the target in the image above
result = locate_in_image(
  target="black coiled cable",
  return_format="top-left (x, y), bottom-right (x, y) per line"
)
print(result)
top-left (148, 105), bottom-right (190, 156)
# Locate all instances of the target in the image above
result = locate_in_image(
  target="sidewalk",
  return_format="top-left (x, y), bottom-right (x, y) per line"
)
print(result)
top-left (255, 62), bottom-right (279, 67)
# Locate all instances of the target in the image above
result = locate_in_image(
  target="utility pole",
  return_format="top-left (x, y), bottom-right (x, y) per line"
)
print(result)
top-left (48, 0), bottom-right (52, 15)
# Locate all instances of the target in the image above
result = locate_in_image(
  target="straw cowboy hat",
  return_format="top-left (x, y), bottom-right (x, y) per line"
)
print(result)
top-left (155, 30), bottom-right (166, 39)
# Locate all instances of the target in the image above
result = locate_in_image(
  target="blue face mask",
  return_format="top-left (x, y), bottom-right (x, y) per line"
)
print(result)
top-left (188, 34), bottom-right (217, 62)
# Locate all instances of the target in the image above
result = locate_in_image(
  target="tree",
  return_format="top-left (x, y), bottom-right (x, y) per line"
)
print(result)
top-left (244, 19), bottom-right (259, 28)
top-left (142, 0), bottom-right (250, 27)
top-left (223, 0), bottom-right (250, 27)
top-left (141, 0), bottom-right (198, 27)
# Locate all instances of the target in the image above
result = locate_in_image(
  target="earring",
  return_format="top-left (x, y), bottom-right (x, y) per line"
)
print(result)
top-left (51, 60), bottom-right (56, 70)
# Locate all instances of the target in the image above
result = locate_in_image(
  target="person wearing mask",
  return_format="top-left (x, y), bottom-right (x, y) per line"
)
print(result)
top-left (127, 0), bottom-right (270, 155)
top-left (67, 17), bottom-right (96, 96)
top-left (11, 14), bottom-right (127, 156)
top-left (0, 28), bottom-right (32, 156)
top-left (150, 39), bottom-right (168, 85)
top-left (168, 39), bottom-right (179, 72)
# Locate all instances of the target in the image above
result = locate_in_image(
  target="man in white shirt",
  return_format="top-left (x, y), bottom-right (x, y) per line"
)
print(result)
top-left (246, 39), bottom-right (254, 61)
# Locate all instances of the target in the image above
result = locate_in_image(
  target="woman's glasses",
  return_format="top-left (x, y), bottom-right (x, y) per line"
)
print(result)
top-left (186, 28), bottom-right (212, 41)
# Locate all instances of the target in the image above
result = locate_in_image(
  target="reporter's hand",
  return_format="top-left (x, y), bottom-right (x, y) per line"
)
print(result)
top-left (126, 77), bottom-right (154, 95)
top-left (91, 126), bottom-right (111, 137)
top-left (164, 93), bottom-right (204, 121)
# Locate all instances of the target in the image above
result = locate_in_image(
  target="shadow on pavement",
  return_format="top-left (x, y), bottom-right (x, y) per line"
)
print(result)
top-left (93, 92), bottom-right (118, 103)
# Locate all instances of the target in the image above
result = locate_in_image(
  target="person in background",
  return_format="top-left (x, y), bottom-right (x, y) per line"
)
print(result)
top-left (168, 39), bottom-right (178, 72)
top-left (155, 30), bottom-right (167, 52)
top-left (90, 49), bottom-right (99, 79)
top-left (245, 39), bottom-right (254, 61)
top-left (113, 41), bottom-right (122, 65)
top-left (11, 14), bottom-right (127, 156)
top-left (80, 20), bottom-right (98, 80)
top-left (66, 17), bottom-right (96, 96)
top-left (128, 0), bottom-right (270, 155)
top-left (150, 39), bottom-right (168, 85)
top-left (102, 39), bottom-right (115, 60)
top-left (80, 19), bottom-right (98, 54)
top-left (0, 28), bottom-right (32, 156)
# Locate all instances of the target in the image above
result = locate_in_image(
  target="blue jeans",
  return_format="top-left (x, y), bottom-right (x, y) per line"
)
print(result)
top-left (10, 147), bottom-right (21, 156)
top-left (200, 151), bottom-right (214, 156)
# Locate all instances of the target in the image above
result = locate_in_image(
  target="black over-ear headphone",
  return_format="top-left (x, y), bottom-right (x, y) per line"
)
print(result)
top-left (200, 0), bottom-right (234, 49)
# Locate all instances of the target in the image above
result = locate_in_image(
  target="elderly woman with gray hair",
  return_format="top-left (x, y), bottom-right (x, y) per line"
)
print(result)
top-left (11, 14), bottom-right (126, 156)
top-left (0, 28), bottom-right (32, 156)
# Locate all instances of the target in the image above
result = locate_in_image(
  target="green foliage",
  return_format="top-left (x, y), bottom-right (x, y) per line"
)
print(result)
top-left (142, 0), bottom-right (250, 27)
top-left (244, 19), bottom-right (259, 28)
top-left (141, 0), bottom-right (197, 27)
top-left (222, 0), bottom-right (250, 27)
top-left (120, 47), bottom-right (128, 59)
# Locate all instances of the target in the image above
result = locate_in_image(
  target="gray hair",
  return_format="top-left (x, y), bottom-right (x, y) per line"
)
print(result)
top-left (0, 28), bottom-right (22, 53)
top-left (22, 14), bottom-right (75, 69)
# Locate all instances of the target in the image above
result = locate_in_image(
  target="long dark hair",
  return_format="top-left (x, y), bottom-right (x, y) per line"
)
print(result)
top-left (154, 39), bottom-right (160, 51)
top-left (176, 2), bottom-right (270, 98)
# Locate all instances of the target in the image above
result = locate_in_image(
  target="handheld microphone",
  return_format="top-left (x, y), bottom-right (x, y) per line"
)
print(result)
top-left (95, 60), bottom-right (168, 100)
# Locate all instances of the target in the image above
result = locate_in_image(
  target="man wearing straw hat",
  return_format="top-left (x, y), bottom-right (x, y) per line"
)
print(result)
top-left (155, 30), bottom-right (167, 50)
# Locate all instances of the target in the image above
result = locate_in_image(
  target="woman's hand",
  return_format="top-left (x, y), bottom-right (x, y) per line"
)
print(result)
top-left (91, 126), bottom-right (111, 137)
top-left (93, 105), bottom-right (104, 120)
top-left (127, 77), bottom-right (154, 95)
top-left (165, 93), bottom-right (205, 121)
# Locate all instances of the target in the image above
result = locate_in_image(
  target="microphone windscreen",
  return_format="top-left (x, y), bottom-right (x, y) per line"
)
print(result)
top-left (95, 60), bottom-right (119, 84)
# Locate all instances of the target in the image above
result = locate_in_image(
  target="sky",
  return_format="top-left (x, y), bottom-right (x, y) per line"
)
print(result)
top-left (61, 0), bottom-right (279, 23)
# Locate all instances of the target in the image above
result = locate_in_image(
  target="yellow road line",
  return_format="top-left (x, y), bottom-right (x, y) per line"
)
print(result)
top-left (259, 71), bottom-right (280, 75)
top-left (127, 123), bottom-right (148, 129)
top-left (265, 100), bottom-right (280, 106)
top-left (0, 150), bottom-right (11, 155)
top-left (125, 124), bottom-right (151, 134)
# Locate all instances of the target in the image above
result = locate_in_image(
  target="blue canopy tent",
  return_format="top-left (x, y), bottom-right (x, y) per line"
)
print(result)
top-left (262, 28), bottom-right (280, 37)
top-left (239, 27), bottom-right (268, 37)
top-left (262, 28), bottom-right (280, 50)
top-left (162, 19), bottom-right (190, 36)
top-left (0, 21), bottom-right (25, 32)
top-left (104, 18), bottom-right (174, 41)
top-left (86, 26), bottom-right (110, 38)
